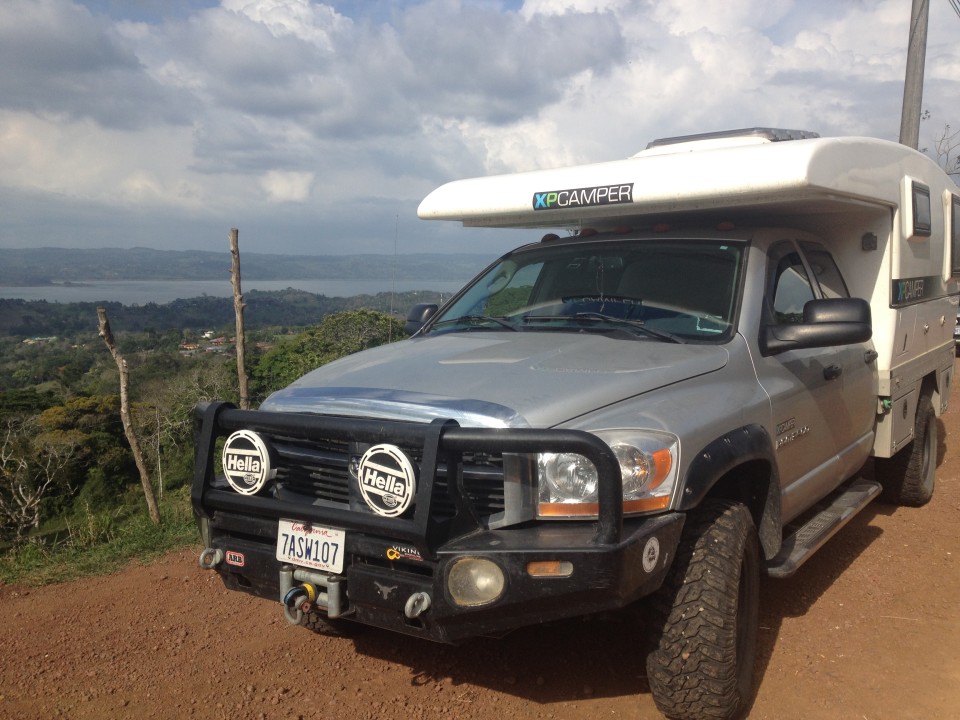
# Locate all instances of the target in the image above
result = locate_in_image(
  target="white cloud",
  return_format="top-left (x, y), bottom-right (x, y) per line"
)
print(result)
top-left (222, 0), bottom-right (351, 47)
top-left (259, 169), bottom-right (314, 202)
top-left (0, 0), bottom-right (957, 255)
top-left (0, 110), bottom-right (205, 205)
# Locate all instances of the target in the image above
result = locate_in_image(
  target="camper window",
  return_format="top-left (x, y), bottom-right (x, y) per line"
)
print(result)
top-left (912, 183), bottom-right (932, 237)
top-left (952, 195), bottom-right (960, 276)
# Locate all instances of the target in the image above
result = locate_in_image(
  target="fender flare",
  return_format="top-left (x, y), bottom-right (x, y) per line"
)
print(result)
top-left (679, 424), bottom-right (782, 559)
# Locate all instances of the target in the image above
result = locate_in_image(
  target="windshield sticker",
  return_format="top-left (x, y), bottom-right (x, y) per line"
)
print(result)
top-left (533, 183), bottom-right (633, 211)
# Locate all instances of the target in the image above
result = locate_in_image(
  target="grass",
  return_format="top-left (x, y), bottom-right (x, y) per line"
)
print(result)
top-left (0, 486), bottom-right (200, 587)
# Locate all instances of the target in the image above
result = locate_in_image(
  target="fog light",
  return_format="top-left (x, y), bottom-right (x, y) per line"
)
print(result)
top-left (447, 557), bottom-right (505, 607)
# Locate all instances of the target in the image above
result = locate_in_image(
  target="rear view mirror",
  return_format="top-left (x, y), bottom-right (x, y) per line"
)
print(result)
top-left (405, 303), bottom-right (439, 335)
top-left (761, 298), bottom-right (871, 355)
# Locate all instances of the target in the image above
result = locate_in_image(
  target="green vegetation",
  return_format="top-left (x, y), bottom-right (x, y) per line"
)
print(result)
top-left (0, 288), bottom-right (443, 336)
top-left (0, 488), bottom-right (198, 587)
top-left (253, 309), bottom-right (405, 392)
top-left (0, 293), bottom-right (418, 586)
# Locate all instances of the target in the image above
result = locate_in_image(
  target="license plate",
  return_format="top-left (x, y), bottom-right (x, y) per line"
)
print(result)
top-left (276, 519), bottom-right (345, 574)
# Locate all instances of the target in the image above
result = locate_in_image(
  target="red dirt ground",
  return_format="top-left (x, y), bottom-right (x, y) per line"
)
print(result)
top-left (2, 372), bottom-right (959, 720)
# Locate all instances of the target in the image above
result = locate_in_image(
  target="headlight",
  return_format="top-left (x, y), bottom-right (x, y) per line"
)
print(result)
top-left (537, 430), bottom-right (678, 518)
top-left (538, 452), bottom-right (598, 502)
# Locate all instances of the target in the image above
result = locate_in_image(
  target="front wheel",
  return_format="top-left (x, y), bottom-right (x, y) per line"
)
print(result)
top-left (646, 500), bottom-right (760, 720)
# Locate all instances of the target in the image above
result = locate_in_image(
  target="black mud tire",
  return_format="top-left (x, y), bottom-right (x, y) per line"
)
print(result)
top-left (645, 500), bottom-right (760, 720)
top-left (302, 612), bottom-right (366, 638)
top-left (875, 393), bottom-right (936, 507)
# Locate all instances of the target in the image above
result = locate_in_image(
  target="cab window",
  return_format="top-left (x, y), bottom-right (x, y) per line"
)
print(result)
top-left (799, 241), bottom-right (850, 299)
top-left (769, 242), bottom-right (815, 324)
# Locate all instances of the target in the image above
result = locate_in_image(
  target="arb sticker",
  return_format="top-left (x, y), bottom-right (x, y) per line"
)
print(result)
top-left (225, 551), bottom-right (245, 567)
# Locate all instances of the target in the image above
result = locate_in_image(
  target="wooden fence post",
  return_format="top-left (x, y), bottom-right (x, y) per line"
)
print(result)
top-left (230, 228), bottom-right (251, 410)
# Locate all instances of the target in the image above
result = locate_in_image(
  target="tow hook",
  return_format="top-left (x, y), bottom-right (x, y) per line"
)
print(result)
top-left (282, 583), bottom-right (319, 626)
top-left (198, 547), bottom-right (224, 570)
top-left (404, 592), bottom-right (432, 619)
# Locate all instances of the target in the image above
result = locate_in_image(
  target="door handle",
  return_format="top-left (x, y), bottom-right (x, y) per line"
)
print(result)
top-left (823, 364), bottom-right (843, 381)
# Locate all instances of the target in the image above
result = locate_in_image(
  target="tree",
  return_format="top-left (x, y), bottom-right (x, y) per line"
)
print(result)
top-left (134, 357), bottom-right (237, 492)
top-left (252, 310), bottom-right (405, 396)
top-left (920, 111), bottom-right (960, 178)
top-left (97, 307), bottom-right (160, 524)
top-left (933, 124), bottom-right (960, 177)
top-left (0, 416), bottom-right (79, 546)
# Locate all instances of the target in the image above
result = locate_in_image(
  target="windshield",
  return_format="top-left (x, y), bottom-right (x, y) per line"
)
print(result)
top-left (428, 237), bottom-right (744, 343)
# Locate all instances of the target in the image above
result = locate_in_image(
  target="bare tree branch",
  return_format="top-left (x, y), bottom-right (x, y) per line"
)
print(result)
top-left (933, 123), bottom-right (960, 177)
top-left (97, 307), bottom-right (161, 524)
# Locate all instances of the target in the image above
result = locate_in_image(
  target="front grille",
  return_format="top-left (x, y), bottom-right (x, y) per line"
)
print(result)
top-left (273, 437), bottom-right (351, 505)
top-left (270, 435), bottom-right (506, 523)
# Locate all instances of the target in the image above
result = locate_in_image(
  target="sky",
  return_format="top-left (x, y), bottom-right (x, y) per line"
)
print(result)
top-left (1, 0), bottom-right (959, 258)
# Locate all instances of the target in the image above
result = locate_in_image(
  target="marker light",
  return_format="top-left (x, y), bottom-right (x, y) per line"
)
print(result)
top-left (527, 560), bottom-right (574, 578)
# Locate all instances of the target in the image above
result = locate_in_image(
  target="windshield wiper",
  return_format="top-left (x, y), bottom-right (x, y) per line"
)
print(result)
top-left (431, 315), bottom-right (518, 331)
top-left (521, 313), bottom-right (685, 343)
top-left (571, 312), bottom-right (685, 343)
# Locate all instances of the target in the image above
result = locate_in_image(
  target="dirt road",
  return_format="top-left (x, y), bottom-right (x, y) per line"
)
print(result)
top-left (2, 382), bottom-right (959, 720)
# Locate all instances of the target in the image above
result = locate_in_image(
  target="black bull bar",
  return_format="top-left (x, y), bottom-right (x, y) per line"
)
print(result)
top-left (192, 401), bottom-right (624, 555)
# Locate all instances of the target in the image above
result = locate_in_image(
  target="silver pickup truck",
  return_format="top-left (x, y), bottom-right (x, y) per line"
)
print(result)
top-left (193, 129), bottom-right (958, 720)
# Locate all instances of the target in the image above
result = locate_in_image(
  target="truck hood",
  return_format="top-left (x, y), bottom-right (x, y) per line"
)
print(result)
top-left (261, 332), bottom-right (729, 428)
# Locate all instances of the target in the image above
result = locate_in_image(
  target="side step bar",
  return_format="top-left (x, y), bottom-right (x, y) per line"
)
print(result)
top-left (764, 478), bottom-right (881, 579)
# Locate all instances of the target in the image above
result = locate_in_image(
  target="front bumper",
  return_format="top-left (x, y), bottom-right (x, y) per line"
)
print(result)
top-left (193, 402), bottom-right (685, 643)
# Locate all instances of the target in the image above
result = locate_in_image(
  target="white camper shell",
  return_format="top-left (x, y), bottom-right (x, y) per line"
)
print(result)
top-left (419, 130), bottom-right (960, 458)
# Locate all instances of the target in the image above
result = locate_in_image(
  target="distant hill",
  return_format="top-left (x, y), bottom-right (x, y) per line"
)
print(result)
top-left (0, 248), bottom-right (495, 285)
top-left (0, 289), bottom-right (446, 337)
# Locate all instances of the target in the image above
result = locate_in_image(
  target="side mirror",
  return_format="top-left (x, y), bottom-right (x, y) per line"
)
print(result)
top-left (761, 298), bottom-right (872, 355)
top-left (405, 303), bottom-right (439, 335)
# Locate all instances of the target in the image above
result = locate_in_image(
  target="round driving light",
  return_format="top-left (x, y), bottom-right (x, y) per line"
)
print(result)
top-left (221, 430), bottom-right (275, 495)
top-left (447, 557), bottom-right (505, 607)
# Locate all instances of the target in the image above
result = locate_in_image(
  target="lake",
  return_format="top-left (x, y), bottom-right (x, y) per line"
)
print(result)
top-left (0, 278), bottom-right (468, 305)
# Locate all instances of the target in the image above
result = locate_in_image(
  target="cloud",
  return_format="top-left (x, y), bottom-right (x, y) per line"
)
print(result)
top-left (223, 0), bottom-right (350, 47)
top-left (260, 170), bottom-right (314, 202)
top-left (0, 0), bottom-right (195, 129)
top-left (0, 0), bottom-right (958, 257)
